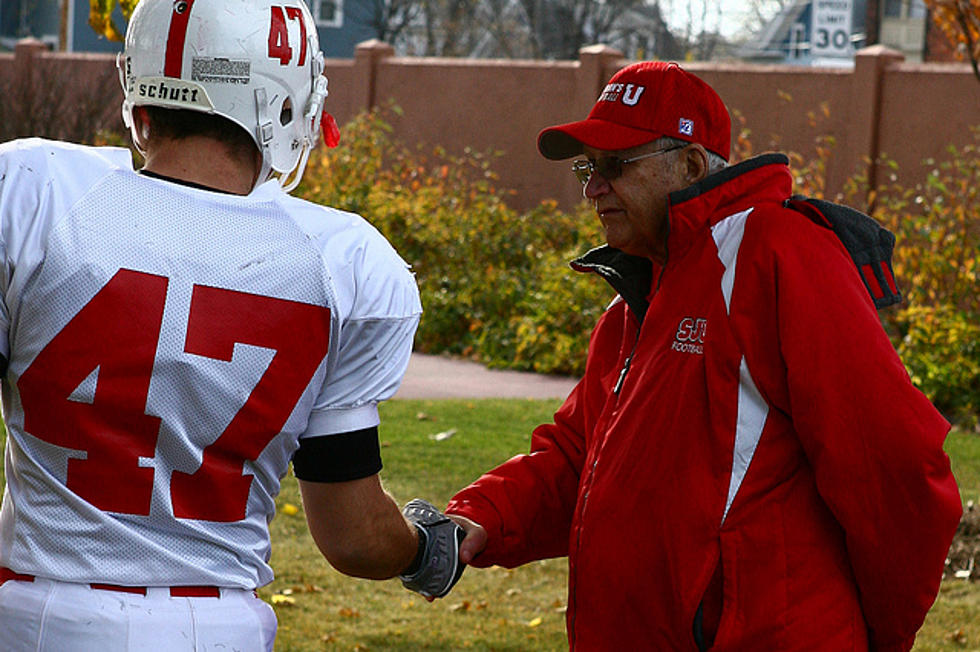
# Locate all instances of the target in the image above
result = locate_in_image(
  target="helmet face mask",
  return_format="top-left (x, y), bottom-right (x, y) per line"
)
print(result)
top-left (118, 0), bottom-right (328, 192)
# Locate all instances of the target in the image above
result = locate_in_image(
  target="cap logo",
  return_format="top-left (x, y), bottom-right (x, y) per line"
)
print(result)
top-left (598, 83), bottom-right (645, 106)
top-left (678, 118), bottom-right (694, 136)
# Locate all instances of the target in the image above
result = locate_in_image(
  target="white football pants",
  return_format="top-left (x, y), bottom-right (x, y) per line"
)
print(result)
top-left (0, 576), bottom-right (277, 651)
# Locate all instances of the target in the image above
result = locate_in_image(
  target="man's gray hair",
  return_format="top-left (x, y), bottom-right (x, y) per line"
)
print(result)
top-left (657, 137), bottom-right (728, 174)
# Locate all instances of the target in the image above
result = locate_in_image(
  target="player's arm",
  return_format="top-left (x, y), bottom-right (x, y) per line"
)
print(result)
top-left (298, 473), bottom-right (418, 579)
top-left (292, 426), bottom-right (417, 579)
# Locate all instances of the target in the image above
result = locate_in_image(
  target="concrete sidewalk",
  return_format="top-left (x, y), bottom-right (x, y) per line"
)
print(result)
top-left (394, 353), bottom-right (579, 400)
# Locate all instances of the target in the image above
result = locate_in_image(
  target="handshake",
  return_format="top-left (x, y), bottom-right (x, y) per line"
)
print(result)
top-left (398, 499), bottom-right (467, 599)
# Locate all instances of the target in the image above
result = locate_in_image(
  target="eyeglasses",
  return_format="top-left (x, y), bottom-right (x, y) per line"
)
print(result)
top-left (571, 145), bottom-right (686, 185)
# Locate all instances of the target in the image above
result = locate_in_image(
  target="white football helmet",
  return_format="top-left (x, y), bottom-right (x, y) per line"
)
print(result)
top-left (117, 0), bottom-right (328, 192)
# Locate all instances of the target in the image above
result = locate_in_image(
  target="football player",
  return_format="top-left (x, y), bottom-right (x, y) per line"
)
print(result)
top-left (0, 0), bottom-right (460, 649)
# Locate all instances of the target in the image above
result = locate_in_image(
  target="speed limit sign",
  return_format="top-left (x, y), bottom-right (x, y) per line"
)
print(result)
top-left (811, 0), bottom-right (853, 59)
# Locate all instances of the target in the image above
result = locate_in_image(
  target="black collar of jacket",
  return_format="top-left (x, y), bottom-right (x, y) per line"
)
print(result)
top-left (570, 246), bottom-right (654, 322)
top-left (569, 153), bottom-right (790, 323)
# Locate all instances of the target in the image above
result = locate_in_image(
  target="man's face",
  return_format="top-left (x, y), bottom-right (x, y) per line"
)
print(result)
top-left (582, 142), bottom-right (689, 263)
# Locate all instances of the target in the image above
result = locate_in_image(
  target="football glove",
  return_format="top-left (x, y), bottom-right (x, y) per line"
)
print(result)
top-left (399, 499), bottom-right (466, 599)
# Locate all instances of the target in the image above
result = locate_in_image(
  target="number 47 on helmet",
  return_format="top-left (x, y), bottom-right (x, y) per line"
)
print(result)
top-left (117, 0), bottom-right (340, 193)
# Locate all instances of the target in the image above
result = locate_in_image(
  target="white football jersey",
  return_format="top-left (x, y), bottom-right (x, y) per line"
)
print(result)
top-left (0, 138), bottom-right (421, 589)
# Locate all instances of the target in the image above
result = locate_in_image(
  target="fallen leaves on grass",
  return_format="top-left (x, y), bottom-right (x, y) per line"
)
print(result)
top-left (269, 583), bottom-right (323, 607)
top-left (450, 600), bottom-right (488, 612)
top-left (946, 627), bottom-right (968, 646)
top-left (429, 428), bottom-right (458, 441)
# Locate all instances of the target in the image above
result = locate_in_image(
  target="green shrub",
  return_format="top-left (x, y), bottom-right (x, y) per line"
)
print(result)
top-left (844, 134), bottom-right (980, 426)
top-left (896, 304), bottom-right (980, 424)
top-left (298, 108), bottom-right (980, 422)
top-left (296, 107), bottom-right (606, 376)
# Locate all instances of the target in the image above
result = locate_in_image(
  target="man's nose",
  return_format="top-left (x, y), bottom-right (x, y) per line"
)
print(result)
top-left (583, 171), bottom-right (610, 199)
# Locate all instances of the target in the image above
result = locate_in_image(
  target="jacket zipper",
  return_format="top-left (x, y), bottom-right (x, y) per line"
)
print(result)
top-left (569, 226), bottom-right (671, 646)
top-left (568, 265), bottom-right (665, 646)
top-left (613, 334), bottom-right (639, 395)
top-left (612, 263), bottom-right (666, 396)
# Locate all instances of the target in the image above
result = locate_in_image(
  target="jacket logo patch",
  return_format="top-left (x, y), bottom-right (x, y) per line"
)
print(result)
top-left (672, 317), bottom-right (706, 355)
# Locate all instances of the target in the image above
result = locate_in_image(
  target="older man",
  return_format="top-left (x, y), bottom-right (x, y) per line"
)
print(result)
top-left (445, 61), bottom-right (961, 651)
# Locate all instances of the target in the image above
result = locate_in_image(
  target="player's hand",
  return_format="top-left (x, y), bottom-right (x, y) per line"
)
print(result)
top-left (398, 499), bottom-right (466, 600)
top-left (446, 514), bottom-right (487, 565)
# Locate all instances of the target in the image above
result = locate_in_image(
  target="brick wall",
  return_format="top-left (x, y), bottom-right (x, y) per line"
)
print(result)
top-left (2, 39), bottom-right (979, 211)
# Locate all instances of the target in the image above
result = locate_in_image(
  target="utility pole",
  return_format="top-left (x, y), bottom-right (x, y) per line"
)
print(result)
top-left (60, 0), bottom-right (68, 51)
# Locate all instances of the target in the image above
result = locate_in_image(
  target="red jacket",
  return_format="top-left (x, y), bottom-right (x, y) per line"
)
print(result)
top-left (447, 154), bottom-right (961, 651)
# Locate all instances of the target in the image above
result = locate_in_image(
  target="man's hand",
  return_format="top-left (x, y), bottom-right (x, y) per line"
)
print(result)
top-left (446, 514), bottom-right (487, 565)
top-left (399, 499), bottom-right (466, 599)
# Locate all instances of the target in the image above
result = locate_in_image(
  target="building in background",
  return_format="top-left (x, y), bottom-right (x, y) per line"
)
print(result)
top-left (0, 0), bottom-right (370, 57)
top-left (739, 0), bottom-right (869, 65)
top-left (0, 0), bottom-right (963, 64)
top-left (739, 0), bottom-right (948, 65)
top-left (867, 0), bottom-right (929, 60)
top-left (865, 0), bottom-right (962, 62)
top-left (604, 2), bottom-right (684, 61)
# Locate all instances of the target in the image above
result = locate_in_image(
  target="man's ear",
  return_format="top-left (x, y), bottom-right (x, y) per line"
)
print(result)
top-left (130, 106), bottom-right (150, 152)
top-left (682, 144), bottom-right (710, 184)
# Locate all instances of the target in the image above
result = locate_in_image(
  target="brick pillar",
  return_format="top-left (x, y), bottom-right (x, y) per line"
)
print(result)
top-left (14, 38), bottom-right (50, 85)
top-left (557, 45), bottom-right (626, 201)
top-left (851, 45), bottom-right (904, 193)
top-left (352, 40), bottom-right (395, 113)
top-left (575, 44), bottom-right (625, 117)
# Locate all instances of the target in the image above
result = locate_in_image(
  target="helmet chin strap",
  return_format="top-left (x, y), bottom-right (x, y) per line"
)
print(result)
top-left (280, 74), bottom-right (327, 193)
top-left (253, 87), bottom-right (277, 192)
top-left (279, 141), bottom-right (312, 193)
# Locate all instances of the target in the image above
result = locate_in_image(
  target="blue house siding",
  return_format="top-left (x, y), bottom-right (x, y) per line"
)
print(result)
top-left (69, 0), bottom-right (372, 57)
top-left (1, 0), bottom-right (60, 49)
top-left (70, 1), bottom-right (127, 53)
top-left (314, 0), bottom-right (378, 58)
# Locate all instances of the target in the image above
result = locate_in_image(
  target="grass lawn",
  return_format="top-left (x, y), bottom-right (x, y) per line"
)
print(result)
top-left (0, 398), bottom-right (977, 650)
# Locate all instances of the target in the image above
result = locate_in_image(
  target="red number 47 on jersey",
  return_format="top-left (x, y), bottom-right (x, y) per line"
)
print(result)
top-left (17, 268), bottom-right (330, 522)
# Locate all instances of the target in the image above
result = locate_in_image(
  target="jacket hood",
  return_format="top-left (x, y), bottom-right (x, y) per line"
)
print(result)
top-left (665, 152), bottom-right (792, 262)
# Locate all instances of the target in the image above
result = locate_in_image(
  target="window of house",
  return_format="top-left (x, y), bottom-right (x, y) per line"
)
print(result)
top-left (314, 0), bottom-right (343, 27)
top-left (789, 22), bottom-right (807, 58)
top-left (884, 0), bottom-right (903, 17)
top-left (884, 0), bottom-right (927, 18)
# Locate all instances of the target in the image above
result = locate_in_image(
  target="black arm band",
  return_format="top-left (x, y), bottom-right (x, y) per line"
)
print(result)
top-left (292, 426), bottom-right (382, 482)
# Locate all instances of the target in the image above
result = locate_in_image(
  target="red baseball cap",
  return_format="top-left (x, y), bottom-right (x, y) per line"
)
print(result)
top-left (537, 61), bottom-right (731, 161)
